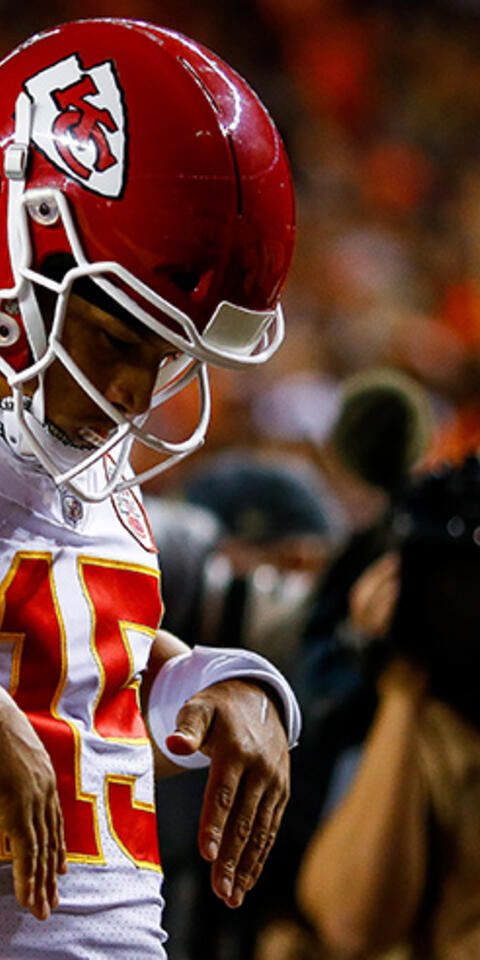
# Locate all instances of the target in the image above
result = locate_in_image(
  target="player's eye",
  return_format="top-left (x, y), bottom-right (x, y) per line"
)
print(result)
top-left (159, 350), bottom-right (181, 368)
top-left (101, 329), bottom-right (134, 350)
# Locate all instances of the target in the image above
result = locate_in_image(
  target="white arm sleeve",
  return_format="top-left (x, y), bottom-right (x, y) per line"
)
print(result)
top-left (147, 645), bottom-right (302, 769)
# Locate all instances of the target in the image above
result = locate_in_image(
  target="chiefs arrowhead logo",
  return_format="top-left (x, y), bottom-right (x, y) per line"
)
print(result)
top-left (24, 54), bottom-right (127, 198)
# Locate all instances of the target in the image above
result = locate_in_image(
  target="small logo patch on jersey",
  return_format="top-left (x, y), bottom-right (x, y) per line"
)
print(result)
top-left (60, 487), bottom-right (84, 527)
top-left (24, 54), bottom-right (127, 197)
top-left (104, 456), bottom-right (156, 552)
top-left (111, 487), bottom-right (157, 552)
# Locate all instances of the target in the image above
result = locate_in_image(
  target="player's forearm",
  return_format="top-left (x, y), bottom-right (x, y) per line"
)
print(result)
top-left (140, 629), bottom-right (192, 776)
top-left (141, 629), bottom-right (191, 706)
top-left (297, 668), bottom-right (427, 955)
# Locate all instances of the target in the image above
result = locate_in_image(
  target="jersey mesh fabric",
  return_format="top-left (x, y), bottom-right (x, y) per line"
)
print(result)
top-left (0, 864), bottom-right (167, 960)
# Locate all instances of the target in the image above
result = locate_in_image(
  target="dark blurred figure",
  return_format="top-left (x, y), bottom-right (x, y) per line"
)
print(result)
top-left (294, 367), bottom-right (432, 799)
top-left (297, 456), bottom-right (480, 960)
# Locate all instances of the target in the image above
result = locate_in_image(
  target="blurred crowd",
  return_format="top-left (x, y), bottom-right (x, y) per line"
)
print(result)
top-left (3, 0), bottom-right (480, 958)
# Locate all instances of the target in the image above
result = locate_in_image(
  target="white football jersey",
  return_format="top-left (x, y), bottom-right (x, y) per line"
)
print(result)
top-left (0, 429), bottom-right (168, 959)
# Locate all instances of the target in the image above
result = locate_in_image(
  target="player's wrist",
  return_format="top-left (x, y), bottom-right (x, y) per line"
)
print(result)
top-left (147, 645), bottom-right (302, 769)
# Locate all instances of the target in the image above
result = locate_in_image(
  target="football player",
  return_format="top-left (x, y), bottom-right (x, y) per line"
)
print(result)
top-left (0, 18), bottom-right (299, 959)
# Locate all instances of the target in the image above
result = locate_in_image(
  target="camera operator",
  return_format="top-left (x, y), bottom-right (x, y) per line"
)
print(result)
top-left (297, 457), bottom-right (480, 960)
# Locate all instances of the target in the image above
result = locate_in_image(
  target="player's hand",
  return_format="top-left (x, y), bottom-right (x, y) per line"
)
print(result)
top-left (166, 679), bottom-right (289, 908)
top-left (0, 688), bottom-right (67, 921)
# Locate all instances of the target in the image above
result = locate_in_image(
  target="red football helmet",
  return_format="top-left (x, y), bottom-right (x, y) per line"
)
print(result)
top-left (0, 19), bottom-right (295, 499)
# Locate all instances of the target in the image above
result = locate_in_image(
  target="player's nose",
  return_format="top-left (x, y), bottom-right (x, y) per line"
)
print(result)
top-left (105, 362), bottom-right (157, 418)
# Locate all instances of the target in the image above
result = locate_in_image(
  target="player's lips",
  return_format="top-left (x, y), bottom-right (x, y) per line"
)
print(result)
top-left (77, 423), bottom-right (115, 445)
top-left (67, 410), bottom-right (137, 447)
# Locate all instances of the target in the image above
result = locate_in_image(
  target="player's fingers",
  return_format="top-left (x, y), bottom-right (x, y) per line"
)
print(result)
top-left (45, 797), bottom-right (61, 909)
top-left (166, 699), bottom-right (215, 757)
top-left (9, 826), bottom-right (39, 915)
top-left (54, 795), bottom-right (67, 876)
top-left (223, 785), bottom-right (288, 908)
top-left (206, 744), bottom-right (288, 907)
top-left (243, 795), bottom-right (287, 892)
top-left (198, 762), bottom-right (243, 868)
top-left (208, 779), bottom-right (264, 904)
top-left (32, 804), bottom-right (50, 920)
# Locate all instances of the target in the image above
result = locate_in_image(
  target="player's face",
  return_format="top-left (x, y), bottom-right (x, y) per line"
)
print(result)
top-left (42, 294), bottom-right (178, 445)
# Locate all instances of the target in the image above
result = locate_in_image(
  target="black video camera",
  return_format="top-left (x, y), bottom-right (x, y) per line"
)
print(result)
top-left (387, 456), bottom-right (480, 725)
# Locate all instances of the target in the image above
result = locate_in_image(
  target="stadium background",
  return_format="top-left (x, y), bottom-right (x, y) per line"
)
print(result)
top-left (1, 4), bottom-right (480, 959)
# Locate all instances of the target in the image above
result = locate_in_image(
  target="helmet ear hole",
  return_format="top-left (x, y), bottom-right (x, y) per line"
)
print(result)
top-left (0, 312), bottom-right (21, 347)
top-left (26, 196), bottom-right (60, 226)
